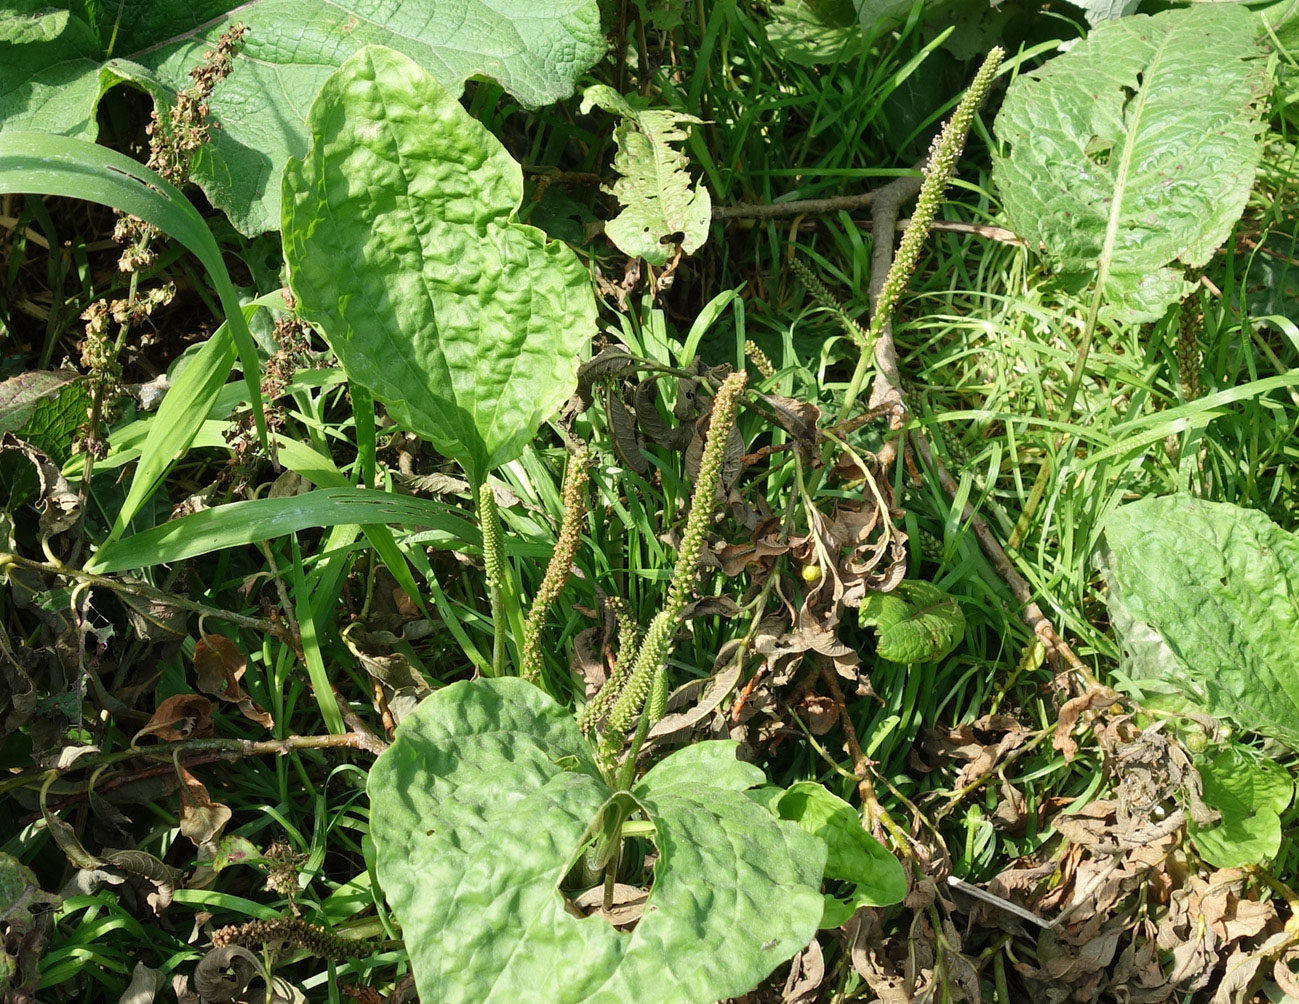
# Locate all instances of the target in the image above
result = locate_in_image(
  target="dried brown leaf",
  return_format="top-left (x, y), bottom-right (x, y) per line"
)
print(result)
top-left (177, 766), bottom-right (232, 848)
top-left (1053, 686), bottom-right (1121, 761)
top-left (782, 937), bottom-right (825, 1004)
top-left (193, 634), bottom-right (272, 728)
top-left (137, 694), bottom-right (214, 743)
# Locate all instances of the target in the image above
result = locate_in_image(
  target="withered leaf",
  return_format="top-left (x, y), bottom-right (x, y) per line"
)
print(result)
top-left (781, 937), bottom-right (825, 1004)
top-left (193, 635), bottom-right (273, 728)
top-left (137, 694), bottom-right (214, 743)
top-left (604, 391), bottom-right (648, 475)
top-left (193, 945), bottom-right (264, 1004)
top-left (1053, 686), bottom-right (1122, 761)
top-left (177, 766), bottom-right (232, 848)
top-left (577, 346), bottom-right (638, 387)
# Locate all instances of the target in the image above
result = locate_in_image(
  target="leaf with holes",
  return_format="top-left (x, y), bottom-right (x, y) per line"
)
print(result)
top-left (859, 580), bottom-right (964, 663)
top-left (367, 678), bottom-right (826, 1004)
top-left (283, 46), bottom-right (596, 481)
top-left (580, 85), bottom-right (711, 266)
top-left (992, 5), bottom-right (1269, 323)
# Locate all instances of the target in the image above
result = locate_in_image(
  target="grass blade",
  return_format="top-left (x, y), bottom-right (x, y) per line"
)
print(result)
top-left (85, 488), bottom-right (479, 574)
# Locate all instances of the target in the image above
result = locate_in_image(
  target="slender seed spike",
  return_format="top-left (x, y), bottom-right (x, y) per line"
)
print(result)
top-left (789, 257), bottom-right (870, 348)
top-left (597, 371), bottom-right (747, 779)
top-left (577, 597), bottom-right (641, 734)
top-left (476, 483), bottom-right (508, 676)
top-left (864, 47), bottom-right (1004, 349)
top-left (744, 340), bottom-right (776, 380)
top-left (521, 448), bottom-right (590, 683)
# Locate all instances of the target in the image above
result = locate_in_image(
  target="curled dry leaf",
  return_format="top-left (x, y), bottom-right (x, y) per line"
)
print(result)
top-left (646, 662), bottom-right (742, 745)
top-left (913, 713), bottom-right (1030, 789)
top-left (0, 433), bottom-right (81, 538)
top-left (193, 634), bottom-right (272, 728)
top-left (193, 945), bottom-right (265, 1004)
top-left (1053, 685), bottom-right (1122, 761)
top-left (569, 883), bottom-right (649, 928)
top-left (177, 766), bottom-right (232, 848)
top-left (781, 936), bottom-right (824, 1004)
top-left (137, 694), bottom-right (214, 743)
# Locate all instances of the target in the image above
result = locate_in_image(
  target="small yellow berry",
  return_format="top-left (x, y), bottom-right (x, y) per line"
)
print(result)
top-left (801, 564), bottom-right (822, 583)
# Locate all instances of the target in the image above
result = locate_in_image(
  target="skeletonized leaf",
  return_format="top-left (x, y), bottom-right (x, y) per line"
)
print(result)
top-left (283, 46), bottom-right (596, 481)
top-left (992, 5), bottom-right (1269, 323)
top-left (580, 85), bottom-right (711, 266)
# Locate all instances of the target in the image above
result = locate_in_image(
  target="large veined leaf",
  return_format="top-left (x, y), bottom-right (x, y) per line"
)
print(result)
top-left (0, 2), bottom-right (162, 141)
top-left (752, 781), bottom-right (907, 927)
top-left (1188, 746), bottom-right (1293, 869)
top-left (0, 1), bottom-right (605, 235)
top-left (992, 5), bottom-right (1269, 324)
top-left (579, 85), bottom-right (711, 266)
top-left (1101, 495), bottom-right (1299, 748)
top-left (367, 679), bottom-right (826, 1004)
top-left (859, 580), bottom-right (965, 663)
top-left (283, 46), bottom-right (595, 482)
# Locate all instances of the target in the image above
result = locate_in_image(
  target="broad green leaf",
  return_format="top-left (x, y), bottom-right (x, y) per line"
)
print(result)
top-left (12, 381), bottom-right (91, 468)
top-left (0, 1), bottom-right (604, 235)
top-left (0, 370), bottom-right (88, 465)
top-left (765, 0), bottom-right (862, 64)
top-left (859, 580), bottom-right (964, 663)
top-left (579, 86), bottom-right (711, 266)
top-left (0, 370), bottom-right (81, 434)
top-left (757, 781), bottom-right (907, 926)
top-left (992, 6), bottom-right (1269, 324)
top-left (283, 46), bottom-right (596, 482)
top-left (0, 132), bottom-right (266, 450)
top-left (368, 679), bottom-right (826, 1004)
top-left (0, 2), bottom-right (130, 139)
top-left (1189, 746), bottom-right (1293, 868)
top-left (1102, 495), bottom-right (1299, 748)
top-left (85, 488), bottom-right (478, 574)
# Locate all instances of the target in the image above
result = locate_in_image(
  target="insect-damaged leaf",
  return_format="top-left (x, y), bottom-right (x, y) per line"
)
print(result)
top-left (283, 46), bottom-right (596, 482)
top-left (367, 678), bottom-right (825, 1004)
top-left (580, 85), bottom-right (711, 266)
top-left (992, 5), bottom-right (1269, 323)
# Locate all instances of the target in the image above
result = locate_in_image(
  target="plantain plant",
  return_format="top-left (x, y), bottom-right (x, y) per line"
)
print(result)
top-left (281, 44), bottom-right (904, 1004)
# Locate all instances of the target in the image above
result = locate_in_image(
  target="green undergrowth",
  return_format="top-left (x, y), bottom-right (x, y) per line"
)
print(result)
top-left (2, 2), bottom-right (1299, 1003)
